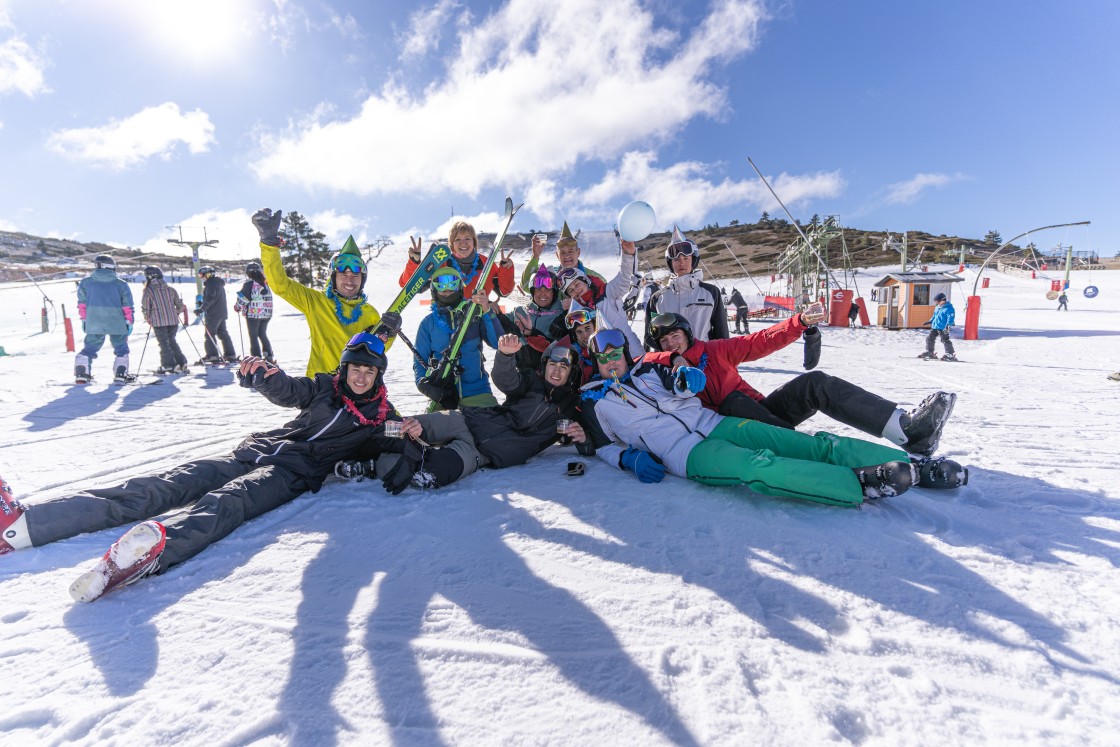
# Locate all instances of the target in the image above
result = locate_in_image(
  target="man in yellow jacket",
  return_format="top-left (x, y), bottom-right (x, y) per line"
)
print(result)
top-left (252, 208), bottom-right (400, 376)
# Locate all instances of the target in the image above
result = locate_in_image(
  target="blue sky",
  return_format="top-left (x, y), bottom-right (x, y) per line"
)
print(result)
top-left (1, 0), bottom-right (1116, 263)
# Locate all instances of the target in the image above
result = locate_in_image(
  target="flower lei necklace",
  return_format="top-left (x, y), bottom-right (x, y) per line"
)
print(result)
top-left (333, 379), bottom-right (391, 427)
top-left (325, 284), bottom-right (368, 325)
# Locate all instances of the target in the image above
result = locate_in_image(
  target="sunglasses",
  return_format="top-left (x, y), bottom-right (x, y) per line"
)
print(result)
top-left (334, 254), bottom-right (366, 274)
top-left (532, 274), bottom-right (554, 290)
top-left (431, 274), bottom-right (462, 292)
top-left (345, 332), bottom-right (385, 357)
top-left (593, 347), bottom-right (626, 364)
top-left (565, 309), bottom-right (596, 328)
top-left (665, 241), bottom-right (698, 260)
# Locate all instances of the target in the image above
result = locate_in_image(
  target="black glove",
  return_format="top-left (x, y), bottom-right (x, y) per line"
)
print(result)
top-left (802, 326), bottom-right (821, 370)
top-left (381, 439), bottom-right (425, 495)
top-left (252, 208), bottom-right (283, 247)
top-left (373, 311), bottom-right (402, 338)
top-left (417, 375), bottom-right (459, 410)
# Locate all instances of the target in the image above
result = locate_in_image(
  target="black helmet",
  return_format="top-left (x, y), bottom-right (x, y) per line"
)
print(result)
top-left (246, 261), bottom-right (262, 274)
top-left (198, 266), bottom-right (215, 277)
top-left (94, 254), bottom-right (115, 270)
top-left (540, 338), bottom-right (581, 387)
top-left (144, 266), bottom-right (163, 281)
top-left (647, 312), bottom-right (693, 351)
top-left (588, 327), bottom-right (635, 368)
top-left (340, 332), bottom-right (388, 394)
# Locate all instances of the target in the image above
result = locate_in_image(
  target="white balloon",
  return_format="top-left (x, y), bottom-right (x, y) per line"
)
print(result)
top-left (617, 200), bottom-right (656, 242)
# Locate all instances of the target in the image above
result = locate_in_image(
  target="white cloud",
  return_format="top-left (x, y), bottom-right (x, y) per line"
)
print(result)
top-left (553, 151), bottom-right (844, 230)
top-left (45, 103), bottom-right (216, 170)
top-left (884, 172), bottom-right (968, 205)
top-left (253, 0), bottom-right (767, 198)
top-left (138, 209), bottom-right (261, 264)
top-left (398, 0), bottom-right (461, 60)
top-left (0, 34), bottom-right (49, 97)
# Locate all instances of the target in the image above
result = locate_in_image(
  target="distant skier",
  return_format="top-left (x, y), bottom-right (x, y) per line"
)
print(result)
top-left (1057, 291), bottom-right (1068, 311)
top-left (74, 255), bottom-right (135, 384)
top-left (729, 287), bottom-right (750, 334)
top-left (141, 266), bottom-right (189, 375)
top-left (919, 293), bottom-right (957, 362)
top-left (198, 267), bottom-right (238, 364)
top-left (0, 334), bottom-right (409, 601)
top-left (234, 261), bottom-right (275, 363)
top-left (848, 301), bottom-right (860, 328)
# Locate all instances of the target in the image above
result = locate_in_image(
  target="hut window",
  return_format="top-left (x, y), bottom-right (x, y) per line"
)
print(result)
top-left (913, 284), bottom-right (931, 305)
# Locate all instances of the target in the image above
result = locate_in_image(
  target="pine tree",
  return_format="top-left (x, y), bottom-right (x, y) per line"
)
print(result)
top-left (278, 212), bottom-right (330, 286)
top-left (984, 229), bottom-right (1002, 245)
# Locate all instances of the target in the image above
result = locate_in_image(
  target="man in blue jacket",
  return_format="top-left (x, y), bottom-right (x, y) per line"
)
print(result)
top-left (74, 255), bottom-right (135, 383)
top-left (919, 293), bottom-right (957, 362)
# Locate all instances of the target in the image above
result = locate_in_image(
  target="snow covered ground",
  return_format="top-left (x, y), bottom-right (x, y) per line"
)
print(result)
top-left (2, 249), bottom-right (1119, 746)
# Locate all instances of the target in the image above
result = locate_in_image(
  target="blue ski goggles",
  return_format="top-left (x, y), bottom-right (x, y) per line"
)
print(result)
top-left (589, 329), bottom-right (628, 360)
top-left (565, 309), bottom-right (596, 329)
top-left (333, 254), bottom-right (366, 274)
top-left (345, 332), bottom-right (385, 357)
top-left (431, 273), bottom-right (463, 293)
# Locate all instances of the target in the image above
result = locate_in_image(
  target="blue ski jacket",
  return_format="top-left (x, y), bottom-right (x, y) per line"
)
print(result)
top-left (77, 268), bottom-right (133, 335)
top-left (413, 301), bottom-right (502, 400)
top-left (931, 302), bottom-right (955, 330)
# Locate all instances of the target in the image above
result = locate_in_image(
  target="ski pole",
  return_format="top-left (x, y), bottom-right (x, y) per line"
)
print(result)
top-left (394, 329), bottom-right (427, 367)
top-left (134, 326), bottom-right (151, 376)
top-left (181, 323), bottom-right (203, 360)
top-left (237, 312), bottom-right (246, 357)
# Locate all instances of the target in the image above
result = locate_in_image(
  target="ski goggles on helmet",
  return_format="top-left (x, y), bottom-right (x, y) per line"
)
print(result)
top-left (532, 273), bottom-right (554, 290)
top-left (649, 313), bottom-right (684, 340)
top-left (557, 267), bottom-right (589, 293)
top-left (589, 329), bottom-right (628, 362)
top-left (345, 331), bottom-right (386, 358)
top-left (565, 309), bottom-right (596, 329)
top-left (665, 241), bottom-right (699, 260)
top-left (544, 345), bottom-right (575, 366)
top-left (333, 254), bottom-right (366, 274)
top-left (431, 273), bottom-right (463, 293)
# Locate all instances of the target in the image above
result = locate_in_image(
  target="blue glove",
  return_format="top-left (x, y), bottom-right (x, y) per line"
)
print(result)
top-left (675, 366), bottom-right (706, 395)
top-left (126, 323), bottom-right (133, 335)
top-left (619, 447), bottom-right (666, 483)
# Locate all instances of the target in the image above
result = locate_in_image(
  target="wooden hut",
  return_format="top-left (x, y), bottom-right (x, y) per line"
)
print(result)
top-left (872, 272), bottom-right (964, 329)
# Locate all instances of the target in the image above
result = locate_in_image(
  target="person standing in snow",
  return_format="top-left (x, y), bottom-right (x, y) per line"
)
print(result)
top-left (729, 287), bottom-right (750, 334)
top-left (140, 266), bottom-right (189, 375)
top-left (0, 333), bottom-right (409, 601)
top-left (252, 208), bottom-right (400, 376)
top-left (644, 311), bottom-right (965, 485)
top-left (198, 266), bottom-right (239, 363)
top-left (234, 261), bottom-right (275, 363)
top-left (74, 255), bottom-right (135, 384)
top-left (519, 222), bottom-right (606, 297)
top-left (1057, 291), bottom-right (1069, 311)
top-left (577, 329), bottom-right (934, 506)
top-left (643, 226), bottom-right (729, 349)
top-left (403, 219), bottom-right (516, 298)
top-left (919, 293), bottom-right (957, 361)
top-left (336, 335), bottom-right (592, 492)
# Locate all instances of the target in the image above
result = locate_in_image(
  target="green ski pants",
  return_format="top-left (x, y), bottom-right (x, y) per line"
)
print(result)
top-left (685, 417), bottom-right (909, 506)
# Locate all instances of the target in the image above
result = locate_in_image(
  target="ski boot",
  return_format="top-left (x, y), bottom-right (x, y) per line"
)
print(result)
top-left (1109, 371), bottom-right (1120, 382)
top-left (940, 353), bottom-right (958, 362)
top-left (70, 520), bottom-right (166, 602)
top-left (174, 364), bottom-right (191, 374)
top-left (853, 460), bottom-right (916, 500)
top-left (113, 367), bottom-right (138, 385)
top-left (334, 459), bottom-right (377, 481)
top-left (911, 456), bottom-right (969, 489)
top-left (900, 392), bottom-right (957, 457)
top-left (154, 366), bottom-right (178, 375)
top-left (917, 351), bottom-right (937, 360)
top-left (75, 353), bottom-right (92, 384)
top-left (223, 355), bottom-right (241, 365)
top-left (1, 475), bottom-right (31, 555)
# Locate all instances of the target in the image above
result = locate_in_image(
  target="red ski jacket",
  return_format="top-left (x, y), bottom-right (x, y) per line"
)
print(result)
top-left (397, 252), bottom-right (515, 298)
top-left (645, 314), bottom-right (807, 410)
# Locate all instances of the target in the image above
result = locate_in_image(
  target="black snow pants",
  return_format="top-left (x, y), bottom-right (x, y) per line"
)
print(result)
top-left (153, 324), bottom-right (188, 369)
top-left (718, 370), bottom-right (897, 437)
top-left (204, 319), bottom-right (237, 359)
top-left (25, 457), bottom-right (312, 570)
top-left (246, 318), bottom-right (273, 359)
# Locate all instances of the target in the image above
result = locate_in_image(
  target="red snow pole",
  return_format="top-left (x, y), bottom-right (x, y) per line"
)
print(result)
top-left (62, 304), bottom-right (75, 352)
top-left (827, 288), bottom-right (853, 327)
top-left (963, 296), bottom-right (981, 340)
top-left (854, 297), bottom-right (870, 326)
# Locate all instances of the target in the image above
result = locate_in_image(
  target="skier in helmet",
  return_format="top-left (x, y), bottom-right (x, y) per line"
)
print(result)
top-left (234, 261), bottom-right (275, 363)
top-left (74, 255), bottom-right (136, 384)
top-left (643, 226), bottom-right (729, 349)
top-left (141, 265), bottom-right (190, 374)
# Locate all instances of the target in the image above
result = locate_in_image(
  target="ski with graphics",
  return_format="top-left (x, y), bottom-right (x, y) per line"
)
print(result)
top-left (370, 242), bottom-right (453, 338)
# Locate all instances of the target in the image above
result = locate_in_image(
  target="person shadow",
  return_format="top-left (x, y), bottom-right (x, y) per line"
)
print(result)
top-left (22, 386), bottom-right (121, 432)
top-left (234, 484), bottom-right (702, 747)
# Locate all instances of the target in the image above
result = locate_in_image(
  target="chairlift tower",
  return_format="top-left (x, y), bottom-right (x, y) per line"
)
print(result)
top-left (776, 216), bottom-right (841, 306)
top-left (364, 237), bottom-right (392, 260)
top-left (166, 226), bottom-right (218, 315)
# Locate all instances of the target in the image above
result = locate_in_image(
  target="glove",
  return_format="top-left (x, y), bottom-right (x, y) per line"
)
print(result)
top-left (373, 311), bottom-right (402, 338)
top-left (674, 366), bottom-right (706, 395)
top-left (802, 326), bottom-right (821, 370)
top-left (382, 439), bottom-right (425, 495)
top-left (417, 375), bottom-right (459, 410)
top-left (619, 447), bottom-right (666, 483)
top-left (252, 208), bottom-right (283, 247)
top-left (334, 459), bottom-right (376, 481)
top-left (126, 323), bottom-right (133, 335)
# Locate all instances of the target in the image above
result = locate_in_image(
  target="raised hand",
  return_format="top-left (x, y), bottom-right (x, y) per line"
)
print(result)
top-left (498, 334), bottom-right (522, 355)
top-left (252, 208), bottom-right (283, 246)
top-left (409, 236), bottom-right (423, 262)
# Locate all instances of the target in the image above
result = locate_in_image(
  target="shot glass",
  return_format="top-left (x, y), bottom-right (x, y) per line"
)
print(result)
top-left (384, 420), bottom-right (404, 438)
top-left (556, 418), bottom-right (572, 435)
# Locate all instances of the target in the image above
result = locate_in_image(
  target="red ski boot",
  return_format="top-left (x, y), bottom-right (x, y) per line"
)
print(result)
top-left (70, 520), bottom-right (166, 602)
top-left (1, 475), bottom-right (30, 555)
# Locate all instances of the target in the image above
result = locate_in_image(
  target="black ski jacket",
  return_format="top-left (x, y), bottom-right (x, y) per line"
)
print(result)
top-left (461, 351), bottom-right (592, 468)
top-left (232, 371), bottom-right (405, 490)
top-left (202, 275), bottom-right (229, 322)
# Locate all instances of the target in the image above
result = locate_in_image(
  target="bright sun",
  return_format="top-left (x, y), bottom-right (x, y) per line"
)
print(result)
top-left (113, 0), bottom-right (259, 69)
